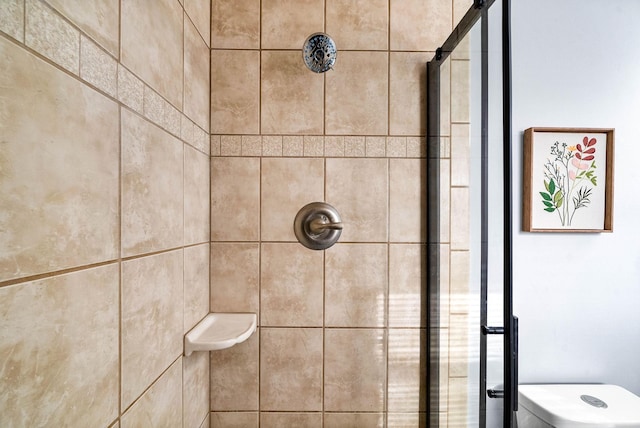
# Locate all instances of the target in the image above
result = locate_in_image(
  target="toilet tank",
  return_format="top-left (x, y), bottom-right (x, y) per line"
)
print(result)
top-left (517, 384), bottom-right (640, 428)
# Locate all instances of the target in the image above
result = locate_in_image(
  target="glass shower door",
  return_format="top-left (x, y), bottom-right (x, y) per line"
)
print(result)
top-left (427, 0), bottom-right (515, 426)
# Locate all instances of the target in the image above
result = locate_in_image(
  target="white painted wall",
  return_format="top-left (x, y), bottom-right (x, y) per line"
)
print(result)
top-left (512, 0), bottom-right (640, 395)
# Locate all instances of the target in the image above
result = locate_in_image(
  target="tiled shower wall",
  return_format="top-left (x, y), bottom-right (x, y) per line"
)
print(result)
top-left (208, 0), bottom-right (471, 426)
top-left (0, 0), bottom-right (211, 426)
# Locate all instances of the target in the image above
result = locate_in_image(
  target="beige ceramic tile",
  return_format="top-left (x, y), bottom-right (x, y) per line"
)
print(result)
top-left (121, 0), bottom-right (183, 108)
top-left (211, 50), bottom-right (260, 134)
top-left (261, 0), bottom-right (324, 49)
top-left (200, 413), bottom-right (210, 428)
top-left (439, 244), bottom-right (450, 330)
top-left (324, 413), bottom-right (385, 428)
top-left (388, 329), bottom-right (427, 412)
top-left (210, 332), bottom-right (259, 410)
top-left (121, 358), bottom-right (182, 428)
top-left (211, 157), bottom-right (260, 241)
top-left (326, 159), bottom-right (388, 242)
top-left (242, 135), bottom-right (262, 156)
top-left (184, 145), bottom-right (210, 245)
top-left (194, 124), bottom-right (209, 154)
top-left (390, 52), bottom-right (430, 136)
top-left (0, 38), bottom-right (119, 282)
top-left (147, 99), bottom-right (179, 137)
top-left (450, 187), bottom-right (469, 250)
top-left (260, 328), bottom-right (323, 411)
top-left (80, 35), bottom-right (117, 97)
top-left (183, 351), bottom-right (210, 428)
top-left (283, 135), bottom-right (304, 156)
top-left (450, 250), bottom-right (469, 316)
top-left (451, 59), bottom-right (470, 123)
top-left (121, 250), bottom-right (184, 409)
top-left (389, 244), bottom-right (427, 328)
top-left (261, 243), bottom-right (324, 327)
top-left (326, 51), bottom-right (388, 135)
top-left (448, 376), bottom-right (468, 426)
top-left (121, 110), bottom-right (184, 257)
top-left (262, 136), bottom-right (283, 156)
top-left (387, 413), bottom-right (424, 427)
top-left (25, 0), bottom-right (79, 73)
top-left (182, 115), bottom-right (196, 146)
top-left (449, 313), bottom-right (469, 378)
top-left (184, 244), bottom-right (210, 333)
top-left (118, 64), bottom-right (144, 113)
top-left (164, 101), bottom-right (182, 137)
top-left (407, 136), bottom-right (426, 158)
top-left (438, 326), bottom-right (449, 413)
top-left (326, 0), bottom-right (387, 50)
top-left (184, 16), bottom-right (210, 131)
top-left (325, 244), bottom-right (387, 327)
top-left (344, 136), bottom-right (366, 157)
top-left (261, 51), bottom-right (324, 135)
top-left (325, 329), bottom-right (387, 411)
top-left (325, 136), bottom-right (345, 157)
top-left (366, 136), bottom-right (386, 157)
top-left (210, 243), bottom-right (260, 314)
top-left (440, 136), bottom-right (451, 159)
top-left (261, 158), bottom-right (324, 241)
top-left (304, 135), bottom-right (324, 156)
top-left (211, 134), bottom-right (221, 156)
top-left (261, 413), bottom-right (322, 428)
top-left (390, 159), bottom-right (427, 243)
top-left (185, 0), bottom-right (211, 45)
top-left (220, 135), bottom-right (242, 156)
top-left (211, 0), bottom-right (260, 49)
top-left (0, 265), bottom-right (119, 426)
top-left (390, 0), bottom-right (452, 51)
top-left (45, 0), bottom-right (119, 56)
top-left (439, 158), bottom-right (451, 243)
top-left (211, 412), bottom-right (258, 427)
top-left (387, 137), bottom-right (407, 158)
top-left (438, 411), bottom-right (449, 427)
top-left (0, 0), bottom-right (24, 42)
top-left (451, 123), bottom-right (470, 187)
top-left (439, 58), bottom-right (451, 137)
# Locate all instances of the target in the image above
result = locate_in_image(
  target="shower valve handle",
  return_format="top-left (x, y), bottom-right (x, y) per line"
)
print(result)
top-left (309, 217), bottom-right (343, 234)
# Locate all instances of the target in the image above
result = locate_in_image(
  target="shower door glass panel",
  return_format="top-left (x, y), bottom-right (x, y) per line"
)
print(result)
top-left (439, 1), bottom-right (507, 425)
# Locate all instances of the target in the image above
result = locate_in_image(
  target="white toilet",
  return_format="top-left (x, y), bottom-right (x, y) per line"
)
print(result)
top-left (517, 384), bottom-right (640, 427)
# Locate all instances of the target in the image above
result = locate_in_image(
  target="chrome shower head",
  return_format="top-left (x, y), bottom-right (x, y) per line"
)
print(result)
top-left (302, 33), bottom-right (337, 73)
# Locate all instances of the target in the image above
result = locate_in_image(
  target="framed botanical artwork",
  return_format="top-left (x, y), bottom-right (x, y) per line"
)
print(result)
top-left (523, 127), bottom-right (614, 232)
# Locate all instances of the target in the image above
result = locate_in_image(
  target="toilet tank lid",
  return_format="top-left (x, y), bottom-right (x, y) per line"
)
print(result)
top-left (518, 384), bottom-right (640, 427)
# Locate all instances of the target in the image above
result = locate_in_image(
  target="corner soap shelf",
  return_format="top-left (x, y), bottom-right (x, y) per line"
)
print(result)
top-left (184, 313), bottom-right (257, 356)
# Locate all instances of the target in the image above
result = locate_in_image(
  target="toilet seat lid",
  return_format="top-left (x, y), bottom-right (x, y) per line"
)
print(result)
top-left (518, 384), bottom-right (640, 427)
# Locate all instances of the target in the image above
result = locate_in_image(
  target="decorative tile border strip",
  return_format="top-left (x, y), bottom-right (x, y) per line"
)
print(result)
top-left (211, 135), bottom-right (427, 158)
top-left (0, 0), bottom-right (209, 156)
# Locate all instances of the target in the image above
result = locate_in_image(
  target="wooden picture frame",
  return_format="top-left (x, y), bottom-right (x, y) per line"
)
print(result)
top-left (523, 127), bottom-right (614, 232)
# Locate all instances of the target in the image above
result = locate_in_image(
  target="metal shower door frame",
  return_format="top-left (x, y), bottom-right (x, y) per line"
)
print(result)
top-left (426, 0), bottom-right (516, 426)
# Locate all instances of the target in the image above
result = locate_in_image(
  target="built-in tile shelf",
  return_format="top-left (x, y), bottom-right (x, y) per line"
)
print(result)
top-left (184, 313), bottom-right (257, 356)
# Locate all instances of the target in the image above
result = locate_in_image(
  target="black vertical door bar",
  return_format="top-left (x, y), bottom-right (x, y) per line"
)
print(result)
top-left (502, 0), bottom-right (517, 426)
top-left (426, 58), bottom-right (441, 428)
top-left (479, 5), bottom-right (489, 427)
